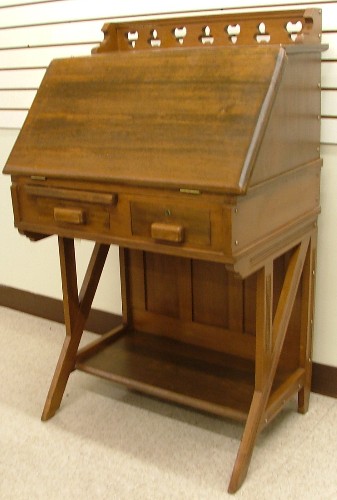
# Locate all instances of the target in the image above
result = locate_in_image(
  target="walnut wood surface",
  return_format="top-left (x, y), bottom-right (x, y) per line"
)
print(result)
top-left (41, 239), bottom-right (110, 421)
top-left (150, 222), bottom-right (184, 243)
top-left (2, 7), bottom-right (325, 494)
top-left (75, 328), bottom-right (303, 422)
top-left (4, 45), bottom-right (285, 194)
top-left (95, 9), bottom-right (322, 53)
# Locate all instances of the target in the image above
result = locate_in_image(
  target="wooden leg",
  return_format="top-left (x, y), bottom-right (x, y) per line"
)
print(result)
top-left (228, 237), bottom-right (309, 493)
top-left (228, 260), bottom-right (273, 494)
top-left (41, 238), bottom-right (110, 421)
top-left (298, 232), bottom-right (316, 414)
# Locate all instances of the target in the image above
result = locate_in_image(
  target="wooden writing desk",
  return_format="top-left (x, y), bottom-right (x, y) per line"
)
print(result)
top-left (3, 9), bottom-right (327, 493)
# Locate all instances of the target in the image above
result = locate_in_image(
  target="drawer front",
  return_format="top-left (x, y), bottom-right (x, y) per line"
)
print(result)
top-left (18, 184), bottom-right (118, 236)
top-left (13, 182), bottom-right (231, 259)
top-left (131, 201), bottom-right (211, 246)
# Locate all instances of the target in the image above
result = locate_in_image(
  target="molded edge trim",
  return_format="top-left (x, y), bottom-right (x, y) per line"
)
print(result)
top-left (238, 46), bottom-right (287, 194)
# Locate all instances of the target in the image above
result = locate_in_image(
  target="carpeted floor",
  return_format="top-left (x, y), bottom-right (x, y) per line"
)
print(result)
top-left (1, 305), bottom-right (336, 499)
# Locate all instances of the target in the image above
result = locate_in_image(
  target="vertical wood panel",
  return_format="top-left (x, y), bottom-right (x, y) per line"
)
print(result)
top-left (145, 253), bottom-right (180, 318)
top-left (178, 258), bottom-right (193, 322)
top-left (127, 249), bottom-right (146, 311)
top-left (192, 260), bottom-right (229, 328)
top-left (228, 273), bottom-right (244, 332)
top-left (243, 273), bottom-right (257, 335)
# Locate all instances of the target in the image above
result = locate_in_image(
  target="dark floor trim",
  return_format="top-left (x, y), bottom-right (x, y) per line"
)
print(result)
top-left (0, 285), bottom-right (121, 334)
top-left (1, 285), bottom-right (336, 398)
top-left (311, 362), bottom-right (337, 399)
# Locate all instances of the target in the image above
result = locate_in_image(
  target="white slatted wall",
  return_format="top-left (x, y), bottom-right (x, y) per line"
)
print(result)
top-left (0, 1), bottom-right (336, 367)
top-left (0, 0), bottom-right (337, 142)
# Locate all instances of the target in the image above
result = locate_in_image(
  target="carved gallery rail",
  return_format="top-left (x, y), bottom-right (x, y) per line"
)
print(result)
top-left (3, 9), bottom-right (327, 494)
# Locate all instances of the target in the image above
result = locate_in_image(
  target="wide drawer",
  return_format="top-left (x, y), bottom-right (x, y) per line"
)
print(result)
top-left (130, 200), bottom-right (211, 246)
top-left (17, 184), bottom-right (118, 236)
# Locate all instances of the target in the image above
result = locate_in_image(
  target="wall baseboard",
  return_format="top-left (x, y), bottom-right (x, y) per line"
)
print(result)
top-left (1, 285), bottom-right (336, 399)
top-left (0, 285), bottom-right (121, 334)
top-left (311, 362), bottom-right (337, 399)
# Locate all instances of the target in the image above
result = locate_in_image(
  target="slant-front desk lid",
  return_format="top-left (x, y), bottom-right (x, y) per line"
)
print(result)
top-left (4, 45), bottom-right (286, 194)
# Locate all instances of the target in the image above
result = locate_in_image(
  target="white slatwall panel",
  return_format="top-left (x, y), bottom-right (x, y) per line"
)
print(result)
top-left (0, 0), bottom-right (336, 143)
top-left (0, 0), bottom-right (166, 25)
top-left (321, 118), bottom-right (337, 142)
top-left (0, 89), bottom-right (36, 107)
top-left (322, 33), bottom-right (337, 59)
top-left (0, 44), bottom-right (97, 68)
top-left (0, 109), bottom-right (27, 128)
top-left (322, 90), bottom-right (337, 114)
top-left (321, 62), bottom-right (337, 87)
top-left (0, 19), bottom-right (104, 47)
top-left (0, 0), bottom-right (230, 26)
top-left (0, 0), bottom-right (50, 4)
top-left (0, 68), bottom-right (45, 87)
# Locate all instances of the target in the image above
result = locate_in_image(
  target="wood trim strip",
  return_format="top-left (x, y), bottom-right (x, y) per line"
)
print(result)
top-left (25, 185), bottom-right (117, 205)
top-left (0, 284), bottom-right (336, 398)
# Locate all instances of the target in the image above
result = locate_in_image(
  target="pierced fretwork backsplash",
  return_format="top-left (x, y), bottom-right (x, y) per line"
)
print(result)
top-left (92, 9), bottom-right (322, 54)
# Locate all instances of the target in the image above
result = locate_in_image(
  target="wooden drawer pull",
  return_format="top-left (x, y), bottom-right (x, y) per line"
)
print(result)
top-left (54, 207), bottom-right (86, 225)
top-left (26, 185), bottom-right (117, 206)
top-left (151, 222), bottom-right (184, 243)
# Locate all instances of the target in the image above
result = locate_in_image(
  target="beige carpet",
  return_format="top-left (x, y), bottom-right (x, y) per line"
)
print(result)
top-left (1, 305), bottom-right (336, 499)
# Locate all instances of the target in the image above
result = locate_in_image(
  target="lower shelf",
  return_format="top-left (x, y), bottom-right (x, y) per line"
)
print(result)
top-left (76, 327), bottom-right (303, 423)
top-left (76, 327), bottom-right (256, 421)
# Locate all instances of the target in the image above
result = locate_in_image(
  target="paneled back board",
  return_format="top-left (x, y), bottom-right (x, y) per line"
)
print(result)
top-left (0, 0), bottom-right (336, 144)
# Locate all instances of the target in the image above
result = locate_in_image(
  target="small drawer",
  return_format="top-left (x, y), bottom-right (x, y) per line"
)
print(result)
top-left (131, 201), bottom-right (211, 246)
top-left (19, 184), bottom-right (118, 236)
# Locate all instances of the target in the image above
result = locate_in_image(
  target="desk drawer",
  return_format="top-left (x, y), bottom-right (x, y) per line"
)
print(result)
top-left (18, 184), bottom-right (117, 235)
top-left (131, 201), bottom-right (211, 246)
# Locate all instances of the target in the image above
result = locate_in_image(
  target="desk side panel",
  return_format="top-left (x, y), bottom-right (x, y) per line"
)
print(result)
top-left (250, 51), bottom-right (322, 186)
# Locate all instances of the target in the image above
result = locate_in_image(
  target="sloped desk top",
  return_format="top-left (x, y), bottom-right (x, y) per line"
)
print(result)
top-left (5, 45), bottom-right (285, 194)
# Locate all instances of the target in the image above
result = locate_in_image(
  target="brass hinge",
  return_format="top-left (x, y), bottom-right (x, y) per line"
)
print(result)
top-left (30, 175), bottom-right (46, 181)
top-left (179, 188), bottom-right (201, 195)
